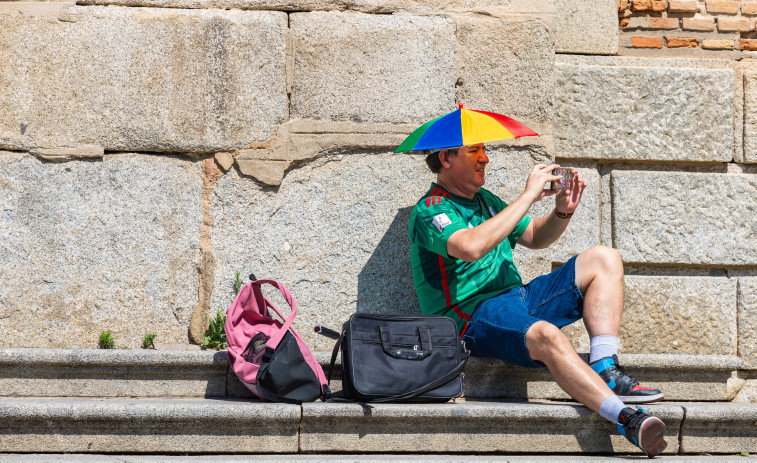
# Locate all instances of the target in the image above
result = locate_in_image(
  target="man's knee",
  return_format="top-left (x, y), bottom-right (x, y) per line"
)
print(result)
top-left (582, 245), bottom-right (623, 276)
top-left (526, 321), bottom-right (573, 362)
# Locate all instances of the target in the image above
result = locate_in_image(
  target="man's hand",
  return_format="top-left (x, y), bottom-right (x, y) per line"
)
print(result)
top-left (523, 164), bottom-right (562, 204)
top-left (555, 168), bottom-right (588, 213)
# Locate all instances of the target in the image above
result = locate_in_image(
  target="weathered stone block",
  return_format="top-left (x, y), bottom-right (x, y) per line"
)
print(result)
top-left (211, 152), bottom-right (432, 351)
top-left (290, 12), bottom-right (455, 124)
top-left (741, 66), bottom-right (757, 163)
top-left (564, 276), bottom-right (738, 356)
top-left (0, 349), bottom-right (228, 398)
top-left (611, 171), bottom-right (757, 265)
top-left (681, 403), bottom-right (757, 453)
top-left (554, 0), bottom-right (619, 54)
top-left (739, 277), bottom-right (757, 367)
top-left (0, 7), bottom-right (287, 153)
top-left (555, 56), bottom-right (734, 162)
top-left (0, 398), bottom-right (300, 453)
top-left (301, 401), bottom-right (682, 454)
top-left (75, 0), bottom-right (554, 15)
top-left (0, 153), bottom-right (202, 348)
top-left (455, 14), bottom-right (554, 127)
top-left (463, 354), bottom-right (741, 401)
top-left (621, 276), bottom-right (737, 354)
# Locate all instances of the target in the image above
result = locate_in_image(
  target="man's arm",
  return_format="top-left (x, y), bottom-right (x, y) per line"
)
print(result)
top-left (517, 168), bottom-right (588, 250)
top-left (446, 164), bottom-right (561, 262)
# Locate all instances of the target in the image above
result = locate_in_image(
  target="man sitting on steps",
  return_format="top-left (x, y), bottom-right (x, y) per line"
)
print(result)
top-left (408, 142), bottom-right (667, 458)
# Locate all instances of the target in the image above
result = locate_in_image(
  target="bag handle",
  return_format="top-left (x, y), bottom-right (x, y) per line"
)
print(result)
top-left (248, 279), bottom-right (298, 361)
top-left (379, 326), bottom-right (432, 360)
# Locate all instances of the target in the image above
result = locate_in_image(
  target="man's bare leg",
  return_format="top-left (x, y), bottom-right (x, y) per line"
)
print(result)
top-left (525, 321), bottom-right (612, 412)
top-left (525, 320), bottom-right (668, 457)
top-left (574, 245), bottom-right (624, 338)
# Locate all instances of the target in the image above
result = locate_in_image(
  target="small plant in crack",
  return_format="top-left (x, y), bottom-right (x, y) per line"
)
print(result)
top-left (98, 330), bottom-right (115, 349)
top-left (142, 332), bottom-right (157, 349)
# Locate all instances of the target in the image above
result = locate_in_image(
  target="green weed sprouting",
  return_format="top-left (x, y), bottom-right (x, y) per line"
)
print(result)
top-left (233, 271), bottom-right (243, 295)
top-left (98, 330), bottom-right (115, 349)
top-left (142, 332), bottom-right (157, 349)
top-left (202, 310), bottom-right (227, 350)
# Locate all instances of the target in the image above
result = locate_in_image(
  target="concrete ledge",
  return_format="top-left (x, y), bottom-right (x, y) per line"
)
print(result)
top-left (0, 397), bottom-right (299, 453)
top-left (0, 349), bottom-right (229, 398)
top-left (680, 403), bottom-right (757, 453)
top-left (1, 349), bottom-right (743, 402)
top-left (318, 352), bottom-right (743, 403)
top-left (429, 354), bottom-right (743, 402)
top-left (300, 401), bottom-right (683, 454)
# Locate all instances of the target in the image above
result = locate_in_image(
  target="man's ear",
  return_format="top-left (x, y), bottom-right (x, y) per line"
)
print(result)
top-left (439, 149), bottom-right (450, 168)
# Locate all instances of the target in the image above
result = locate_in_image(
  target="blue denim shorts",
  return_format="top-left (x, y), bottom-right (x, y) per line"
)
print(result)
top-left (461, 255), bottom-right (584, 368)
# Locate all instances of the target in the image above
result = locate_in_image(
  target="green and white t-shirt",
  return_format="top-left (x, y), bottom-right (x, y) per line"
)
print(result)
top-left (409, 183), bottom-right (531, 333)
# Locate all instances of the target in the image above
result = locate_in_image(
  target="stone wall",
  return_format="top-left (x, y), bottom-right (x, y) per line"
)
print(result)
top-left (1, 0), bottom-right (756, 392)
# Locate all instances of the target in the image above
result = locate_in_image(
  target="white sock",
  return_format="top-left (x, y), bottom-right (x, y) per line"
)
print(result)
top-left (599, 394), bottom-right (626, 424)
top-left (590, 335), bottom-right (619, 363)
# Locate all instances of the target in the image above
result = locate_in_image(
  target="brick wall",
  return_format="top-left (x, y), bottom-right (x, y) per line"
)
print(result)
top-left (619, 0), bottom-right (757, 52)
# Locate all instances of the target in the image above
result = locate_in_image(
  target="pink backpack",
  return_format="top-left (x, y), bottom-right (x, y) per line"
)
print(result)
top-left (226, 279), bottom-right (330, 403)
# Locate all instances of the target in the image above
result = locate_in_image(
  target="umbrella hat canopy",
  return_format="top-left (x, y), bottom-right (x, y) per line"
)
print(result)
top-left (395, 104), bottom-right (538, 153)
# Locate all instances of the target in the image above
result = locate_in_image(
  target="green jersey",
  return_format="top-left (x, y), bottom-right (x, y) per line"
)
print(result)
top-left (409, 183), bottom-right (531, 333)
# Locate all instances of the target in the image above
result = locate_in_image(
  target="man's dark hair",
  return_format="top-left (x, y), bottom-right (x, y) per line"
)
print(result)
top-left (425, 148), bottom-right (458, 173)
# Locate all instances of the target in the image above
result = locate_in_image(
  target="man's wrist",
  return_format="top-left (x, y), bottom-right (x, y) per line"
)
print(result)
top-left (553, 208), bottom-right (573, 219)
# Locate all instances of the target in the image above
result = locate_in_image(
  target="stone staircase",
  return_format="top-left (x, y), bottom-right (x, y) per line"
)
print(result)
top-left (0, 348), bottom-right (755, 456)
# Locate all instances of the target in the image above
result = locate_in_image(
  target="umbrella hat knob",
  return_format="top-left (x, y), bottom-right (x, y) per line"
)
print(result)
top-left (459, 103), bottom-right (463, 109)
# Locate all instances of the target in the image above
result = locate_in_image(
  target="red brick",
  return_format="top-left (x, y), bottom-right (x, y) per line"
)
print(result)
top-left (620, 17), bottom-right (631, 27)
top-left (632, 0), bottom-right (667, 11)
top-left (705, 0), bottom-right (740, 14)
top-left (668, 0), bottom-right (699, 12)
top-left (682, 16), bottom-right (716, 30)
top-left (718, 17), bottom-right (753, 31)
top-left (649, 17), bottom-right (681, 29)
top-left (666, 36), bottom-right (700, 47)
top-left (619, 0), bottom-right (629, 11)
top-left (742, 2), bottom-right (757, 15)
top-left (631, 36), bottom-right (664, 48)
top-left (739, 38), bottom-right (757, 50)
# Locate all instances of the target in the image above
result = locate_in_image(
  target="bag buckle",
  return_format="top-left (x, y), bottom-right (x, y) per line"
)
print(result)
top-left (262, 347), bottom-right (274, 363)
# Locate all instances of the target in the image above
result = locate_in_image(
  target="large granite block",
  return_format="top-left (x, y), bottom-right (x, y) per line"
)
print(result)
top-left (463, 354), bottom-right (742, 402)
top-left (0, 349), bottom-right (229, 398)
top-left (0, 398), bottom-right (299, 453)
top-left (455, 14), bottom-right (554, 128)
top-left (75, 0), bottom-right (553, 15)
top-left (739, 277), bottom-right (757, 368)
top-left (0, 7), bottom-right (287, 153)
top-left (0, 153), bottom-right (202, 348)
top-left (564, 276), bottom-right (737, 355)
top-left (290, 12), bottom-right (455, 124)
top-left (611, 171), bottom-right (757, 265)
top-left (301, 401), bottom-right (682, 454)
top-left (211, 152), bottom-right (432, 351)
top-left (742, 64), bottom-right (757, 163)
top-left (554, 0), bottom-right (618, 54)
top-left (555, 56), bottom-right (733, 162)
top-left (681, 403), bottom-right (757, 453)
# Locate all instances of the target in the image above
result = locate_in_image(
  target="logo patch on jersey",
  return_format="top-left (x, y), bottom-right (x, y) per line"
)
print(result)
top-left (432, 213), bottom-right (452, 233)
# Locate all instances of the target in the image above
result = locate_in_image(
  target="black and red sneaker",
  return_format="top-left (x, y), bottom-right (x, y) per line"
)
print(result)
top-left (590, 355), bottom-right (664, 403)
top-left (618, 406), bottom-right (667, 458)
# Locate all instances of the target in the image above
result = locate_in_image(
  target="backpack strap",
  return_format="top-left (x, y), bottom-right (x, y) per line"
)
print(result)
top-left (249, 279), bottom-right (298, 362)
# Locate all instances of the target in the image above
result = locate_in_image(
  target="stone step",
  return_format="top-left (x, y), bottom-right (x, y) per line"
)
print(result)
top-left (2, 456), bottom-right (757, 463)
top-left (0, 398), bottom-right (756, 455)
top-left (0, 348), bottom-right (745, 402)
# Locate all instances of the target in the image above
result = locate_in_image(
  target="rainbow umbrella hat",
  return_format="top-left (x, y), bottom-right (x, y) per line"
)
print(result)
top-left (394, 104), bottom-right (538, 153)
